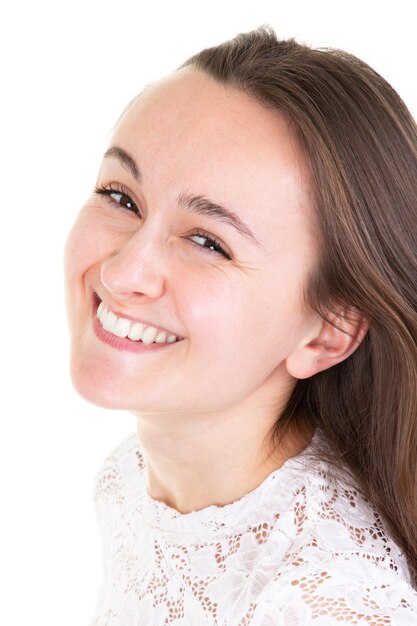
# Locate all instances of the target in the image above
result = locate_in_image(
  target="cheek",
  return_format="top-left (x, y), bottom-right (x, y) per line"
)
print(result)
top-left (172, 267), bottom-right (271, 376)
top-left (63, 212), bottom-right (108, 322)
top-left (65, 212), bottom-right (93, 272)
top-left (64, 219), bottom-right (85, 322)
top-left (64, 210), bottom-right (122, 282)
top-left (174, 266), bottom-right (241, 336)
top-left (177, 265), bottom-right (309, 372)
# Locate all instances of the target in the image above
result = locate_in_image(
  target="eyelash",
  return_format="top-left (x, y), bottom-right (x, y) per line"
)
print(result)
top-left (94, 183), bottom-right (231, 260)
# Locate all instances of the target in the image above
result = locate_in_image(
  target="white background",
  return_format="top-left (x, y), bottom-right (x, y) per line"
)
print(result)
top-left (1, 1), bottom-right (416, 624)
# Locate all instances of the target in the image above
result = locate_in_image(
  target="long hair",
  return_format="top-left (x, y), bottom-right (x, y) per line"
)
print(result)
top-left (180, 26), bottom-right (417, 586)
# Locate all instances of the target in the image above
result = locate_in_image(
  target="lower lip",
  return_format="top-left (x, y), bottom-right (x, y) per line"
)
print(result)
top-left (92, 304), bottom-right (180, 354)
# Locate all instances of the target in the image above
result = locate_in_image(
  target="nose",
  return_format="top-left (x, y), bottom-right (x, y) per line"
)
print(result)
top-left (100, 228), bottom-right (167, 301)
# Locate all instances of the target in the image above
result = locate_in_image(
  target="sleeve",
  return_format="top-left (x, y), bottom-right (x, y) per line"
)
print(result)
top-left (251, 556), bottom-right (417, 626)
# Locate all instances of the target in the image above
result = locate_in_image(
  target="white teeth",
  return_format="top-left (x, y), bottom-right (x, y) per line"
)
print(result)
top-left (128, 322), bottom-right (145, 341)
top-left (97, 301), bottom-right (105, 321)
top-left (103, 310), bottom-right (117, 333)
top-left (97, 301), bottom-right (179, 344)
top-left (112, 317), bottom-right (131, 338)
top-left (141, 326), bottom-right (159, 345)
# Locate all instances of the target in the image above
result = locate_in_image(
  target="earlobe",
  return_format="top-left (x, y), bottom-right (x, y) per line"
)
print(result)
top-left (286, 307), bottom-right (369, 380)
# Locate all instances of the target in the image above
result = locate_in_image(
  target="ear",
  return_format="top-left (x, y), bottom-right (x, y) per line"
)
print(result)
top-left (286, 307), bottom-right (369, 380)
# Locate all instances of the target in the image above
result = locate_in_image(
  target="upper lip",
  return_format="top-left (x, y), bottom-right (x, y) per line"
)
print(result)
top-left (94, 292), bottom-right (184, 339)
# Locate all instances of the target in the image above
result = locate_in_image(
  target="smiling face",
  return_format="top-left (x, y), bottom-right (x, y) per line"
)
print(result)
top-left (64, 68), bottom-right (320, 417)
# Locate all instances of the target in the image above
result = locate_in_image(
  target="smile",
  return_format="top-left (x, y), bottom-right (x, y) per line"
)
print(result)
top-left (97, 302), bottom-right (180, 345)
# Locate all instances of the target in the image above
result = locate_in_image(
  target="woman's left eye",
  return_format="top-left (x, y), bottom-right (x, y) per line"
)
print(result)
top-left (94, 184), bottom-right (139, 214)
top-left (188, 231), bottom-right (231, 259)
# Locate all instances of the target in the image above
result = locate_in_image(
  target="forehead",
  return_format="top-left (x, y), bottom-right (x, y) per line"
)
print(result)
top-left (109, 68), bottom-right (314, 254)
top-left (115, 68), bottom-right (302, 169)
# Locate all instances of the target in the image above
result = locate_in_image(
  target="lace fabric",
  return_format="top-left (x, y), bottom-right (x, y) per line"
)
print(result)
top-left (89, 431), bottom-right (417, 625)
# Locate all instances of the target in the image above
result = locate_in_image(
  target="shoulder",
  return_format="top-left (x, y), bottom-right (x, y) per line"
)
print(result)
top-left (281, 444), bottom-right (411, 580)
top-left (254, 556), bottom-right (417, 625)
top-left (256, 449), bottom-right (417, 624)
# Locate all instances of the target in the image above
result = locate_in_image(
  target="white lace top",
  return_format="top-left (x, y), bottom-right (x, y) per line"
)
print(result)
top-left (89, 431), bottom-right (417, 625)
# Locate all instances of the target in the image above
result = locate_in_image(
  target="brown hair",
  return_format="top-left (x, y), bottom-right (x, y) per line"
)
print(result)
top-left (180, 26), bottom-right (417, 586)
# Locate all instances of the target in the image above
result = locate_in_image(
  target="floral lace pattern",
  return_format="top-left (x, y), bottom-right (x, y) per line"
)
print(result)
top-left (89, 432), bottom-right (417, 625)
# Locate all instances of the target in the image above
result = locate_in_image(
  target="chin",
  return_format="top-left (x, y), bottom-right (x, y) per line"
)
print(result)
top-left (69, 367), bottom-right (123, 410)
top-left (68, 358), bottom-right (165, 412)
top-left (68, 351), bottom-right (133, 409)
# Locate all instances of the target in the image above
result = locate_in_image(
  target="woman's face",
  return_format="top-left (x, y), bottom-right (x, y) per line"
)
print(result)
top-left (64, 68), bottom-right (319, 414)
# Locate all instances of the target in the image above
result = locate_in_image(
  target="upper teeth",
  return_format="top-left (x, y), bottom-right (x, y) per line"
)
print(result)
top-left (97, 302), bottom-right (178, 345)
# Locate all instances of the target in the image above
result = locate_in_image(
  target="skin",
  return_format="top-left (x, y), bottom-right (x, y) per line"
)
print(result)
top-left (64, 68), bottom-right (367, 514)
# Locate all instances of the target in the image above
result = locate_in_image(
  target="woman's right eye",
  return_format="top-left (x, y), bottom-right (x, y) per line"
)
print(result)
top-left (94, 184), bottom-right (140, 215)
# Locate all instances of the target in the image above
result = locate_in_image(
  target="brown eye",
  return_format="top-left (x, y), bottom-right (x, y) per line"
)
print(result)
top-left (94, 185), bottom-right (140, 215)
top-left (110, 191), bottom-right (137, 211)
top-left (188, 230), bottom-right (231, 259)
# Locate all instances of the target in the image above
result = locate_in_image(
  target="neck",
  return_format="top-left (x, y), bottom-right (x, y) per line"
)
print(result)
top-left (135, 401), bottom-right (313, 514)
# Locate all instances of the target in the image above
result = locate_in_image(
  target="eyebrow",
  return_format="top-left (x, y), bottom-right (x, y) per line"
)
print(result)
top-left (104, 146), bottom-right (142, 183)
top-left (103, 145), bottom-right (260, 245)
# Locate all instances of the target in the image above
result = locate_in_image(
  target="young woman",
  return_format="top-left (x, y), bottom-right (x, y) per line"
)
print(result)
top-left (64, 26), bottom-right (417, 625)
